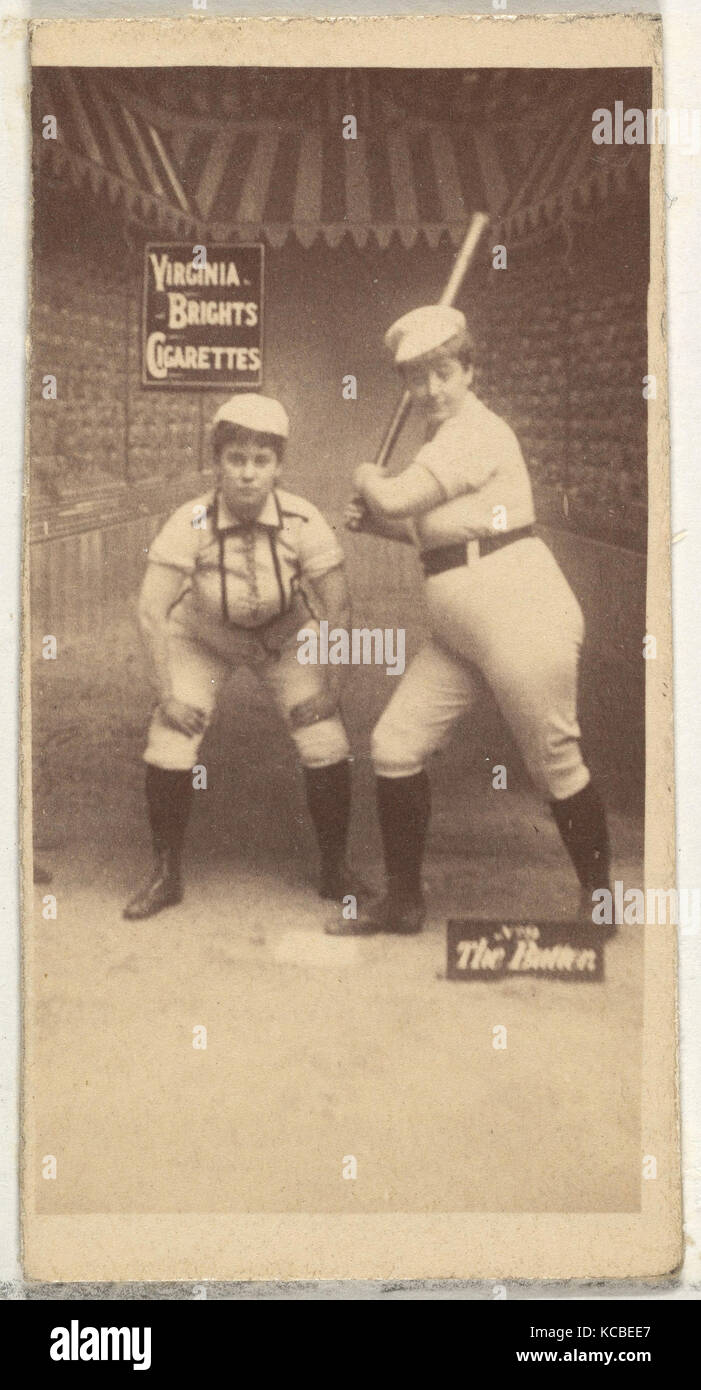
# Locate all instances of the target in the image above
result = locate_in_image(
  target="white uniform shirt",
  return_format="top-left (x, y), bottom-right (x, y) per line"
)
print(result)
top-left (412, 391), bottom-right (535, 549)
top-left (147, 487), bottom-right (344, 630)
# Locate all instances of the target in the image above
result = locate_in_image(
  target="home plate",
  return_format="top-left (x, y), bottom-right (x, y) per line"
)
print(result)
top-left (271, 931), bottom-right (359, 967)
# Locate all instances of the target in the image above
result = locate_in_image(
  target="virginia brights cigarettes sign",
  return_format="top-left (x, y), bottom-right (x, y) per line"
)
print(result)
top-left (142, 243), bottom-right (264, 389)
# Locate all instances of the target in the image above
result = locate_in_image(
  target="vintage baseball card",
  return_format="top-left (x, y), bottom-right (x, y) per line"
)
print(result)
top-left (21, 13), bottom-right (680, 1283)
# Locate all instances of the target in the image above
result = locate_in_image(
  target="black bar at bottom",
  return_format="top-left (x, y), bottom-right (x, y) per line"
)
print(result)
top-left (0, 1293), bottom-right (690, 1376)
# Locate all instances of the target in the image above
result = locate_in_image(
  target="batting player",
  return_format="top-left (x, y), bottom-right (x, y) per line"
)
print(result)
top-left (334, 305), bottom-right (611, 936)
top-left (124, 393), bottom-right (354, 920)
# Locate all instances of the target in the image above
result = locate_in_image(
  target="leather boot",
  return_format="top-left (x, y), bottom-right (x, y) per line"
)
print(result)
top-left (551, 781), bottom-right (614, 934)
top-left (324, 771), bottom-right (430, 936)
top-left (304, 760), bottom-right (353, 899)
top-left (577, 887), bottom-right (616, 938)
top-left (123, 847), bottom-right (183, 920)
top-left (377, 771), bottom-right (430, 900)
top-left (325, 890), bottom-right (426, 937)
top-left (319, 863), bottom-right (371, 903)
top-left (123, 766), bottom-right (192, 921)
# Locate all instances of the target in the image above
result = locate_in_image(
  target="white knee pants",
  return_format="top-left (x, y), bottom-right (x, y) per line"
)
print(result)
top-left (144, 608), bottom-right (350, 773)
top-left (371, 537), bottom-right (590, 802)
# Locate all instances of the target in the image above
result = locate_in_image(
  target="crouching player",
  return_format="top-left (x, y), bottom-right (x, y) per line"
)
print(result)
top-left (124, 393), bottom-right (357, 920)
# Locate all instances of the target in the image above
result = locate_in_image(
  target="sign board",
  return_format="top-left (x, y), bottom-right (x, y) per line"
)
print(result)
top-left (142, 243), bottom-right (264, 389)
top-left (446, 919), bottom-right (604, 982)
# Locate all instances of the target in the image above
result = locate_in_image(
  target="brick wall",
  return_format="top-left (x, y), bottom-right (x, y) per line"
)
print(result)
top-left (30, 182), bottom-right (648, 552)
top-left (31, 188), bottom-right (206, 505)
top-left (472, 208), bottom-right (648, 550)
top-left (31, 254), bottom-right (130, 498)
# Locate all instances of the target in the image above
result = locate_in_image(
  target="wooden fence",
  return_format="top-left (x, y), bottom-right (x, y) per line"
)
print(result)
top-left (29, 505), bottom-right (646, 661)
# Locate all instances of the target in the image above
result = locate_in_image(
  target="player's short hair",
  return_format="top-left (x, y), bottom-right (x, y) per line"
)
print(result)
top-left (399, 332), bottom-right (474, 377)
top-left (452, 337), bottom-right (474, 371)
top-left (212, 421), bottom-right (286, 463)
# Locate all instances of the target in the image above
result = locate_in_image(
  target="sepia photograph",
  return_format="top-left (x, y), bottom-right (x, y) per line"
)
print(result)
top-left (22, 14), bottom-right (678, 1283)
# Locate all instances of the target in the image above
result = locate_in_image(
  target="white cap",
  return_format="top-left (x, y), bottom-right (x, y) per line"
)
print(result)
top-left (212, 394), bottom-right (289, 439)
top-left (384, 305), bottom-right (470, 365)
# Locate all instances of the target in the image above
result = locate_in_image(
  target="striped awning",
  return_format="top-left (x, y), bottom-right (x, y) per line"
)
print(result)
top-left (33, 69), bottom-right (648, 248)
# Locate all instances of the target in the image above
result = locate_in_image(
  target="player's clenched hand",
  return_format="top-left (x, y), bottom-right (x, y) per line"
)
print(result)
top-left (288, 690), bottom-right (339, 730)
top-left (353, 462), bottom-right (382, 493)
top-left (344, 497), bottom-right (367, 531)
top-left (160, 698), bottom-right (207, 737)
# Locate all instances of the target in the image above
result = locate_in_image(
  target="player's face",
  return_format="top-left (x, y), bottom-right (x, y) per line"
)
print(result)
top-left (217, 435), bottom-right (281, 518)
top-left (403, 350), bottom-right (472, 424)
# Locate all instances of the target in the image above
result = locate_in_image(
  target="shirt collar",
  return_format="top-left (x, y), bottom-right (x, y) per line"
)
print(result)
top-left (424, 389), bottom-right (480, 441)
top-left (214, 489), bottom-right (282, 532)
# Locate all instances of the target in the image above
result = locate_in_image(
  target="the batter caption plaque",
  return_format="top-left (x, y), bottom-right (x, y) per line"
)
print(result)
top-left (142, 242), bottom-right (263, 389)
top-left (447, 920), bottom-right (604, 982)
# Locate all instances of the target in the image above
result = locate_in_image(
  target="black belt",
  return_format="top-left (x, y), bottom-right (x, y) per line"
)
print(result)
top-left (421, 525), bottom-right (535, 578)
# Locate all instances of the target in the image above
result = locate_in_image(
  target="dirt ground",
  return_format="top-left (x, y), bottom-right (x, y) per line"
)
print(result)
top-left (27, 612), bottom-right (644, 1216)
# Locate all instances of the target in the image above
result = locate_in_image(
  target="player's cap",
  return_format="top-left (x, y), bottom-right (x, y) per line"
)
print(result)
top-left (212, 394), bottom-right (290, 439)
top-left (385, 305), bottom-right (471, 365)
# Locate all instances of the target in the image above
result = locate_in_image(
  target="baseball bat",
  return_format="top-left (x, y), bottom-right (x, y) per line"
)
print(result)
top-left (373, 210), bottom-right (490, 474)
